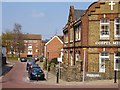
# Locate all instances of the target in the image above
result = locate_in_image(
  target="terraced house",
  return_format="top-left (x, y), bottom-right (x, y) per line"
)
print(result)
top-left (61, 0), bottom-right (120, 81)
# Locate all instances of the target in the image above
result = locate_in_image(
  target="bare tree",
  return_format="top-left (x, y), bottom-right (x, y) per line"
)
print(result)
top-left (12, 23), bottom-right (25, 57)
top-left (2, 23), bottom-right (25, 57)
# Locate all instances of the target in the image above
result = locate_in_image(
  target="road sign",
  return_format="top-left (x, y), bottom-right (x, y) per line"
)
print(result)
top-left (57, 58), bottom-right (62, 62)
top-left (83, 48), bottom-right (86, 50)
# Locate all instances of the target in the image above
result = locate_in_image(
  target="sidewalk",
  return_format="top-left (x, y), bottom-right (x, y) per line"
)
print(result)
top-left (35, 61), bottom-right (118, 86)
top-left (42, 70), bottom-right (118, 85)
top-left (0, 61), bottom-right (14, 77)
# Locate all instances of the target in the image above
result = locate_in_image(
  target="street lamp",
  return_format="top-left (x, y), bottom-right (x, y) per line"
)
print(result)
top-left (46, 51), bottom-right (49, 80)
top-left (57, 49), bottom-right (63, 83)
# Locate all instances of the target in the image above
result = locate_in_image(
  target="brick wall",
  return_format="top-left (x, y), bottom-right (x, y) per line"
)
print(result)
top-left (46, 36), bottom-right (63, 61)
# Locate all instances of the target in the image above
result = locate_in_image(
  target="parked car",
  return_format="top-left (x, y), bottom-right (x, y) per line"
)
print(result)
top-left (26, 60), bottom-right (36, 71)
top-left (20, 57), bottom-right (27, 62)
top-left (28, 67), bottom-right (45, 80)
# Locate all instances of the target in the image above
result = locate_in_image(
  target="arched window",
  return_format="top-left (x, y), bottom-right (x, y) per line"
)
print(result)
top-left (100, 18), bottom-right (110, 39)
top-left (114, 18), bottom-right (120, 37)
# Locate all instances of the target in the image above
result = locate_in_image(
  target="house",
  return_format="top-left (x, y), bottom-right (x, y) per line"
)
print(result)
top-left (62, 0), bottom-right (120, 81)
top-left (21, 34), bottom-right (42, 57)
top-left (42, 40), bottom-right (48, 57)
top-left (62, 5), bottom-right (86, 81)
top-left (44, 35), bottom-right (63, 62)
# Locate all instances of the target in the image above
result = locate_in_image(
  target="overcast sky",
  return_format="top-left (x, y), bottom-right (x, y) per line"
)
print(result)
top-left (2, 2), bottom-right (93, 40)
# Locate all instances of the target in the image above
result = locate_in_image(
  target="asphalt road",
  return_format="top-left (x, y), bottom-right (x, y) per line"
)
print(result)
top-left (1, 61), bottom-right (119, 89)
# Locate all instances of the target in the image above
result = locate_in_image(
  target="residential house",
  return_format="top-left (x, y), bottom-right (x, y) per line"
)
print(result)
top-left (44, 35), bottom-right (63, 62)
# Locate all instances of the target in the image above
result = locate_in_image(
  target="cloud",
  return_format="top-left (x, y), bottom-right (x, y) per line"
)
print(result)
top-left (32, 11), bottom-right (45, 18)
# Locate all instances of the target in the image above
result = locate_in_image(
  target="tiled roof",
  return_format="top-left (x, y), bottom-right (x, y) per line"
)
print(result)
top-left (23, 34), bottom-right (42, 40)
top-left (74, 9), bottom-right (86, 20)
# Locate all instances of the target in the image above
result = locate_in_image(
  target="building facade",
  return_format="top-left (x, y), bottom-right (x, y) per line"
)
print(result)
top-left (62, 1), bottom-right (120, 81)
top-left (21, 34), bottom-right (42, 57)
top-left (44, 35), bottom-right (63, 62)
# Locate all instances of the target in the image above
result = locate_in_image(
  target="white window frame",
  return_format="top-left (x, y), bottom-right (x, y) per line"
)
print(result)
top-left (114, 52), bottom-right (120, 71)
top-left (64, 32), bottom-right (68, 43)
top-left (114, 18), bottom-right (120, 38)
top-left (100, 18), bottom-right (110, 39)
top-left (70, 28), bottom-right (73, 42)
top-left (75, 25), bottom-right (81, 41)
top-left (99, 52), bottom-right (109, 73)
top-left (75, 53), bottom-right (79, 61)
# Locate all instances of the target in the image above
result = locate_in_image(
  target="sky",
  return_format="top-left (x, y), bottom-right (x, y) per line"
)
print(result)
top-left (2, 1), bottom-right (93, 40)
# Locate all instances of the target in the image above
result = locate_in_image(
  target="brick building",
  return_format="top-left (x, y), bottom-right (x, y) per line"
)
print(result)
top-left (62, 0), bottom-right (120, 81)
top-left (21, 34), bottom-right (42, 57)
top-left (44, 35), bottom-right (63, 62)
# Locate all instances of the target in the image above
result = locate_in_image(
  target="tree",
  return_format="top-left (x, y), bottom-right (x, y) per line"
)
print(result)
top-left (12, 23), bottom-right (25, 57)
top-left (2, 23), bottom-right (25, 57)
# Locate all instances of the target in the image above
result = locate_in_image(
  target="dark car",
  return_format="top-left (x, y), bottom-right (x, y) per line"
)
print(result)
top-left (28, 67), bottom-right (45, 80)
top-left (26, 60), bottom-right (36, 71)
top-left (20, 57), bottom-right (27, 62)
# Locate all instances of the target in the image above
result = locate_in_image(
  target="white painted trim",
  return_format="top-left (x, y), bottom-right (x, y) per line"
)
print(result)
top-left (45, 35), bottom-right (63, 46)
top-left (114, 52), bottom-right (120, 71)
top-left (44, 45), bottom-right (46, 57)
top-left (114, 18), bottom-right (120, 38)
top-left (100, 18), bottom-right (110, 39)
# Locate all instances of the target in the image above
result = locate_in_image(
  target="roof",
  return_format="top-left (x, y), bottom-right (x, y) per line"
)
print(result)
top-left (74, 9), bottom-right (86, 20)
top-left (57, 36), bottom-right (64, 42)
top-left (23, 34), bottom-right (42, 40)
top-left (45, 35), bottom-right (63, 46)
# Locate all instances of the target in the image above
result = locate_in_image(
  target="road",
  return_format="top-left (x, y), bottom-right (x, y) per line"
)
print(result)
top-left (1, 61), bottom-right (119, 89)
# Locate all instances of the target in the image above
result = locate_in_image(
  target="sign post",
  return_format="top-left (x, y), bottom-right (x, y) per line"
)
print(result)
top-left (57, 57), bottom-right (62, 83)
top-left (83, 48), bottom-right (86, 82)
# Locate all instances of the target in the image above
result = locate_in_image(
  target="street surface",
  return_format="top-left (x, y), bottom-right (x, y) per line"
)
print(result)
top-left (0, 60), bottom-right (119, 89)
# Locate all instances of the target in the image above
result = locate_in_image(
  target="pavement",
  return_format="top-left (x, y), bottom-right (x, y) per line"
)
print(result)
top-left (0, 60), bottom-right (119, 89)
top-left (36, 61), bottom-right (119, 87)
top-left (0, 61), bottom-right (14, 77)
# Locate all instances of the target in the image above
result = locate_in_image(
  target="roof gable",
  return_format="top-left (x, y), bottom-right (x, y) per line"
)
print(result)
top-left (66, 6), bottom-right (86, 25)
top-left (45, 35), bottom-right (63, 46)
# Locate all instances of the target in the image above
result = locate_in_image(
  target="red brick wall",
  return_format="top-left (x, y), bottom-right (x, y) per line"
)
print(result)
top-left (21, 39), bottom-right (42, 57)
top-left (46, 37), bottom-right (63, 62)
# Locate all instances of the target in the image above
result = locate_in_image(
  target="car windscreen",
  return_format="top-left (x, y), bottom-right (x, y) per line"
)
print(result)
top-left (32, 68), bottom-right (43, 73)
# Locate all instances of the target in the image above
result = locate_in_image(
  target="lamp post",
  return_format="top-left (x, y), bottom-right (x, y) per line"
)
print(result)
top-left (83, 48), bottom-right (86, 82)
top-left (57, 49), bottom-right (63, 83)
top-left (46, 51), bottom-right (49, 80)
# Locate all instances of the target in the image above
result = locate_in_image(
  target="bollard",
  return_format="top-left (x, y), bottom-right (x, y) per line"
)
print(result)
top-left (57, 71), bottom-right (59, 83)
top-left (114, 70), bottom-right (117, 83)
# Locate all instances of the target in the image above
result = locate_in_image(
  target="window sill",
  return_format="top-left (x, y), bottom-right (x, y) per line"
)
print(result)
top-left (70, 40), bottom-right (73, 43)
top-left (64, 42), bottom-right (68, 44)
top-left (100, 37), bottom-right (109, 40)
top-left (75, 39), bottom-right (81, 41)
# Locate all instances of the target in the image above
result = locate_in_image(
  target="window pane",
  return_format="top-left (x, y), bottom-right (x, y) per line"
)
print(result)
top-left (101, 18), bottom-right (109, 23)
top-left (116, 18), bottom-right (120, 23)
top-left (115, 59), bottom-right (120, 70)
top-left (101, 52), bottom-right (109, 56)
top-left (115, 52), bottom-right (120, 56)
